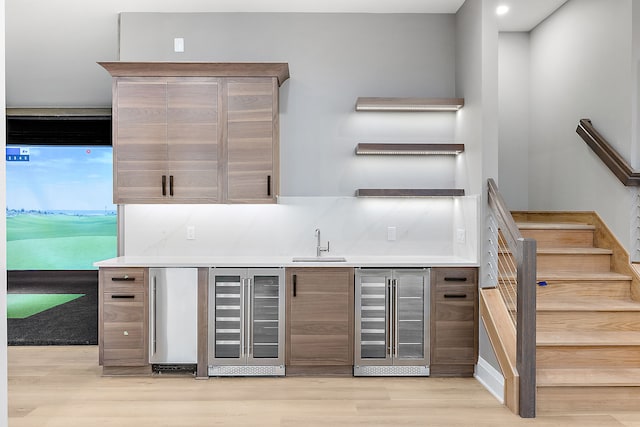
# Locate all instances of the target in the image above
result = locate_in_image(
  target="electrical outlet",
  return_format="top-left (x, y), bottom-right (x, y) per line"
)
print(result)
top-left (456, 228), bottom-right (466, 244)
top-left (387, 226), bottom-right (397, 241)
top-left (186, 225), bottom-right (196, 240)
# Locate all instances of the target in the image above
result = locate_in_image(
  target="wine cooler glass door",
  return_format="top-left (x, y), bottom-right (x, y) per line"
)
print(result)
top-left (355, 269), bottom-right (393, 366)
top-left (393, 269), bottom-right (430, 366)
top-left (209, 270), bottom-right (245, 365)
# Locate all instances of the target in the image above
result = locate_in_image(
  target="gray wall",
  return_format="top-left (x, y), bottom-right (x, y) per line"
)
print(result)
top-left (455, 0), bottom-right (501, 376)
top-left (5, 1), bottom-right (120, 107)
top-left (498, 32), bottom-right (530, 211)
top-left (118, 13), bottom-right (460, 197)
top-left (528, 0), bottom-right (636, 254)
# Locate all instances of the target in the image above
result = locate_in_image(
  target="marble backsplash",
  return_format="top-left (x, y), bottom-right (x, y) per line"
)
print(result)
top-left (121, 196), bottom-right (478, 261)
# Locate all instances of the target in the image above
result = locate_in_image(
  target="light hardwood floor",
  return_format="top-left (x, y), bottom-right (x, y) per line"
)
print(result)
top-left (8, 346), bottom-right (640, 427)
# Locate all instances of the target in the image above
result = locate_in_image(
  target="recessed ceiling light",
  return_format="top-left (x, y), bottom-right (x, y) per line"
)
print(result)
top-left (496, 5), bottom-right (510, 16)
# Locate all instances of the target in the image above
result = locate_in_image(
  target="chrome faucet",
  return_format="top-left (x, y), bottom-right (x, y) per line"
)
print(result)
top-left (315, 228), bottom-right (330, 257)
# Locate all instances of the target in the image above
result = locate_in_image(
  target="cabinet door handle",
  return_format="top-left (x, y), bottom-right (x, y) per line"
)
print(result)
top-left (293, 274), bottom-right (297, 297)
top-left (162, 175), bottom-right (167, 196)
top-left (444, 277), bottom-right (468, 282)
top-left (111, 277), bottom-right (135, 282)
top-left (267, 175), bottom-right (272, 197)
top-left (444, 293), bottom-right (468, 299)
top-left (169, 175), bottom-right (174, 196)
top-left (111, 294), bottom-right (135, 299)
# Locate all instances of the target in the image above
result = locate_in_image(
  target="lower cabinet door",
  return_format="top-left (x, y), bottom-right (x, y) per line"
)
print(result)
top-left (286, 268), bottom-right (354, 366)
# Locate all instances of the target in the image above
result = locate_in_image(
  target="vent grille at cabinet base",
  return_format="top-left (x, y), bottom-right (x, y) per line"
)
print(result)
top-left (354, 365), bottom-right (430, 377)
top-left (208, 365), bottom-right (285, 377)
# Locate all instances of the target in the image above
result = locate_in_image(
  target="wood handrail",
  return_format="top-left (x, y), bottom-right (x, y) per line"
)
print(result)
top-left (487, 178), bottom-right (536, 418)
top-left (576, 119), bottom-right (640, 186)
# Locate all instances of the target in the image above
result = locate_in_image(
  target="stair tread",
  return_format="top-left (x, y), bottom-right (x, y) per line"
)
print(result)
top-left (500, 271), bottom-right (632, 281)
top-left (538, 247), bottom-right (612, 255)
top-left (537, 296), bottom-right (640, 312)
top-left (538, 330), bottom-right (640, 346)
top-left (517, 222), bottom-right (595, 230)
top-left (538, 368), bottom-right (640, 386)
top-left (499, 247), bottom-right (612, 255)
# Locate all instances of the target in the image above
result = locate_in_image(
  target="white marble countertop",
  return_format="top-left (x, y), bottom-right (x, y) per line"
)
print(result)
top-left (94, 255), bottom-right (478, 268)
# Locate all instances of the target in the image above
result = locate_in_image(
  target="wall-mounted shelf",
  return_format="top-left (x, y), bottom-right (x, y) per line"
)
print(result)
top-left (355, 143), bottom-right (464, 155)
top-left (355, 97), bottom-right (464, 112)
top-left (355, 189), bottom-right (465, 198)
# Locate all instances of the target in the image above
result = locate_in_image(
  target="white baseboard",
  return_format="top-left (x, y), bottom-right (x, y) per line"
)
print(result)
top-left (474, 357), bottom-right (504, 404)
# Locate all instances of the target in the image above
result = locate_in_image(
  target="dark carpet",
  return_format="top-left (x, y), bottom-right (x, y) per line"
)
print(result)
top-left (7, 270), bottom-right (98, 345)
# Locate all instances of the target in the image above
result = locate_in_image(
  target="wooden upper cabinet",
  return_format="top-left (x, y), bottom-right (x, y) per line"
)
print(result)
top-left (225, 78), bottom-right (278, 203)
top-left (100, 62), bottom-right (289, 204)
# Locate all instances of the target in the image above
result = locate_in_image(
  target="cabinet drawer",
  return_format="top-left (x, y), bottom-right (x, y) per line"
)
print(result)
top-left (432, 268), bottom-right (477, 286)
top-left (434, 298), bottom-right (475, 322)
top-left (434, 285), bottom-right (476, 303)
top-left (101, 268), bottom-right (146, 292)
top-left (104, 293), bottom-right (145, 323)
top-left (103, 323), bottom-right (144, 351)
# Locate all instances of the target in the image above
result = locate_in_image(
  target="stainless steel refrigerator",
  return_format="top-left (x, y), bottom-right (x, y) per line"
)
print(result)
top-left (208, 268), bottom-right (285, 376)
top-left (149, 268), bottom-right (198, 365)
top-left (354, 268), bottom-right (430, 376)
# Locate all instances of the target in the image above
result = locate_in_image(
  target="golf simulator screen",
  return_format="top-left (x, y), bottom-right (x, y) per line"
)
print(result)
top-left (6, 145), bottom-right (117, 270)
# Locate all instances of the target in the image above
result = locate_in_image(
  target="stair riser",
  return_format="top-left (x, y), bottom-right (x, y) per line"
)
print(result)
top-left (538, 346), bottom-right (640, 369)
top-left (519, 229), bottom-right (594, 248)
top-left (537, 311), bottom-right (640, 332)
top-left (499, 253), bottom-right (611, 273)
top-left (535, 280), bottom-right (631, 299)
top-left (537, 386), bottom-right (640, 414)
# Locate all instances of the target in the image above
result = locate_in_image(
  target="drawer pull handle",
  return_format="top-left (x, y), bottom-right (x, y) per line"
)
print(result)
top-left (444, 293), bottom-right (468, 299)
top-left (111, 277), bottom-right (135, 282)
top-left (111, 295), bottom-right (136, 299)
top-left (444, 277), bottom-right (468, 282)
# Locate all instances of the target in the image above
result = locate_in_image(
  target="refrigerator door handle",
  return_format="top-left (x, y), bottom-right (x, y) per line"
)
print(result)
top-left (152, 275), bottom-right (157, 357)
top-left (240, 278), bottom-right (245, 360)
top-left (393, 278), bottom-right (399, 360)
top-left (387, 278), bottom-right (392, 358)
top-left (247, 277), bottom-right (253, 360)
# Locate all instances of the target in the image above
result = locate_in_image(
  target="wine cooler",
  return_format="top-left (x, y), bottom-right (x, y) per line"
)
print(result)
top-left (354, 268), bottom-right (430, 376)
top-left (208, 268), bottom-right (285, 376)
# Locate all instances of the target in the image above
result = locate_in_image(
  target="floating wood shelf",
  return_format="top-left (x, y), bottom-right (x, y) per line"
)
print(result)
top-left (355, 97), bottom-right (464, 112)
top-left (355, 189), bottom-right (465, 198)
top-left (355, 143), bottom-right (464, 155)
top-left (98, 62), bottom-right (290, 86)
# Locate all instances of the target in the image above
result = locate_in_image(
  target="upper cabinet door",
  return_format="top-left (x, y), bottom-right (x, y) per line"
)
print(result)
top-left (167, 79), bottom-right (220, 203)
top-left (226, 78), bottom-right (278, 203)
top-left (114, 80), bottom-right (168, 203)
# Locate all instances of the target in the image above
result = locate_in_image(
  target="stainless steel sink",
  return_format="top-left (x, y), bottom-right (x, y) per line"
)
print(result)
top-left (292, 257), bottom-right (347, 263)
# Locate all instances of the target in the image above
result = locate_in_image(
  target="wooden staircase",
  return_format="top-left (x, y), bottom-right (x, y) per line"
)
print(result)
top-left (510, 214), bottom-right (640, 414)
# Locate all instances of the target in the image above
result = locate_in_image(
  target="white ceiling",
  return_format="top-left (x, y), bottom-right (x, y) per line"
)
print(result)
top-left (120, 0), bottom-right (567, 32)
top-left (496, 0), bottom-right (568, 32)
